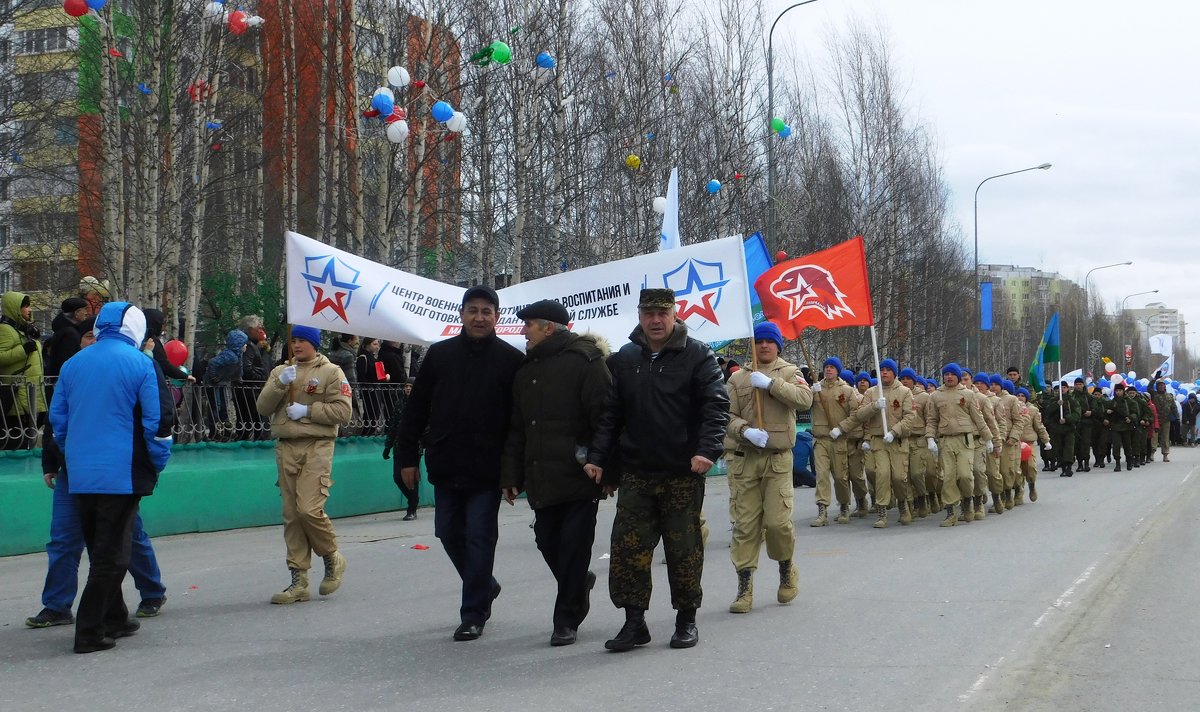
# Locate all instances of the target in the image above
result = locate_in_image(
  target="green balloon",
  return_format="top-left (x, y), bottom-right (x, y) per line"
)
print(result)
top-left (490, 41), bottom-right (512, 65)
top-left (770, 117), bottom-right (786, 133)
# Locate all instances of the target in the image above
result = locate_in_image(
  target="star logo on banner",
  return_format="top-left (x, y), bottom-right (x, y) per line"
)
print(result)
top-left (663, 259), bottom-right (730, 326)
top-left (768, 264), bottom-right (855, 321)
top-left (303, 255), bottom-right (361, 323)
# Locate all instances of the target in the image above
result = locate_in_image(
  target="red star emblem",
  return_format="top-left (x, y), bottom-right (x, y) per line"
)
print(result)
top-left (676, 293), bottom-right (719, 324)
top-left (311, 286), bottom-right (350, 322)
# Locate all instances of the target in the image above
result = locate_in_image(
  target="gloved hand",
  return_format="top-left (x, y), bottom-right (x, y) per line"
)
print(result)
top-left (927, 437), bottom-right (939, 456)
top-left (744, 427), bottom-right (769, 448)
top-left (860, 441), bottom-right (871, 452)
top-left (829, 427), bottom-right (842, 440)
top-left (382, 446), bottom-right (392, 460)
top-left (286, 402), bottom-right (309, 420)
top-left (1044, 442), bottom-right (1052, 451)
top-left (811, 382), bottom-right (823, 393)
top-left (876, 397), bottom-right (887, 410)
top-left (22, 340), bottom-right (37, 354)
top-left (750, 371), bottom-right (772, 390)
top-left (985, 441), bottom-right (994, 454)
top-left (279, 365), bottom-right (297, 385)
top-left (883, 431), bottom-right (895, 444)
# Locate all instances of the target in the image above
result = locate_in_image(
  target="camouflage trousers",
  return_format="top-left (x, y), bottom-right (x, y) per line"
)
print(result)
top-left (609, 471), bottom-right (705, 611)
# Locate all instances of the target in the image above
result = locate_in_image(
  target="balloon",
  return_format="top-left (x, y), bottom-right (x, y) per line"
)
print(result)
top-left (1138, 378), bottom-right (1149, 386)
top-left (1020, 441), bottom-right (1032, 462)
top-left (490, 41), bottom-right (512, 65)
top-left (373, 86), bottom-right (395, 102)
top-left (770, 117), bottom-right (786, 133)
top-left (1104, 361), bottom-right (1117, 374)
top-left (203, 1), bottom-right (225, 21)
top-left (385, 106), bottom-right (406, 123)
top-left (535, 51), bottom-right (557, 69)
top-left (431, 100), bottom-right (454, 123)
top-left (164, 339), bottom-right (189, 367)
top-left (446, 111), bottom-right (467, 133)
top-left (1111, 374), bottom-right (1124, 384)
top-left (371, 92), bottom-right (394, 117)
top-left (386, 120), bottom-right (409, 144)
top-left (625, 154), bottom-right (641, 170)
top-left (228, 9), bottom-right (248, 35)
top-left (412, 80), bottom-right (426, 89)
top-left (387, 66), bottom-right (411, 87)
top-left (776, 251), bottom-right (788, 262)
top-left (705, 179), bottom-right (722, 194)
top-left (85, 0), bottom-right (107, 9)
top-left (778, 125), bottom-right (792, 139)
top-left (1128, 371), bottom-right (1136, 379)
top-left (63, 0), bottom-right (89, 17)
top-left (652, 197), bottom-right (667, 214)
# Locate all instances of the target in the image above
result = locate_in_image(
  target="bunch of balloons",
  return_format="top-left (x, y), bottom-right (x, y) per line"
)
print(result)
top-left (470, 40), bottom-right (513, 67)
top-left (201, 1), bottom-right (264, 33)
top-left (432, 101), bottom-right (467, 132)
top-left (770, 117), bottom-right (793, 139)
top-left (63, 0), bottom-right (102, 17)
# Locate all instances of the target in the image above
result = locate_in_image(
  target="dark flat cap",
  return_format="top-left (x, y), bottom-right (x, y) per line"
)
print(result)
top-left (62, 297), bottom-right (89, 313)
top-left (516, 299), bottom-right (570, 325)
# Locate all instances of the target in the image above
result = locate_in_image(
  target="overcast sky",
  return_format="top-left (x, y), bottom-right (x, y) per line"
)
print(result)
top-left (770, 0), bottom-right (1199, 356)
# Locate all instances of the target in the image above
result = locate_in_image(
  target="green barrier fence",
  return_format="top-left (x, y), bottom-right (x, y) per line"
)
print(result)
top-left (0, 438), bottom-right (429, 558)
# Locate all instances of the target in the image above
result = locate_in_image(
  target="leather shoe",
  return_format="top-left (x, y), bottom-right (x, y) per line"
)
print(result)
top-left (453, 623), bottom-right (484, 641)
top-left (550, 625), bottom-right (577, 647)
top-left (109, 619), bottom-right (141, 639)
top-left (669, 622), bottom-right (699, 649)
top-left (74, 636), bottom-right (117, 654)
top-left (604, 619), bottom-right (651, 652)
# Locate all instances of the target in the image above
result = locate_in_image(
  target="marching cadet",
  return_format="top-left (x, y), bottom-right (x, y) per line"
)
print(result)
top-left (1014, 388), bottom-right (1051, 504)
top-left (984, 374), bottom-right (1020, 514)
top-left (1131, 389), bottom-right (1151, 466)
top-left (991, 377), bottom-right (1023, 513)
top-left (962, 371), bottom-right (1001, 521)
top-left (1104, 383), bottom-right (1137, 471)
top-left (899, 368), bottom-right (932, 517)
top-left (1040, 382), bottom-right (1081, 477)
top-left (1070, 378), bottom-right (1098, 473)
top-left (723, 322), bottom-right (812, 613)
top-left (839, 359), bottom-right (921, 528)
top-left (925, 364), bottom-right (989, 527)
top-left (810, 358), bottom-right (864, 526)
top-left (1091, 383), bottom-right (1112, 469)
top-left (845, 372), bottom-right (874, 516)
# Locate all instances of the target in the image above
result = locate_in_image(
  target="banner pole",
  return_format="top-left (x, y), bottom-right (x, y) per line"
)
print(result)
top-left (751, 338), bottom-right (764, 429)
top-left (869, 324), bottom-right (889, 434)
top-left (1057, 360), bottom-right (1064, 421)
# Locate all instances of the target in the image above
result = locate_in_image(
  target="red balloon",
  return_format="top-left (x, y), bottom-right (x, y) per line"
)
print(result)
top-left (775, 250), bottom-right (788, 263)
top-left (164, 339), bottom-right (189, 367)
top-left (1020, 441), bottom-right (1032, 462)
top-left (228, 10), bottom-right (248, 35)
top-left (385, 106), bottom-right (407, 123)
top-left (412, 80), bottom-right (426, 89)
top-left (63, 0), bottom-right (89, 17)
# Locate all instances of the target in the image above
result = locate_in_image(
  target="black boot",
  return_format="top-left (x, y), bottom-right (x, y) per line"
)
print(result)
top-left (1114, 460), bottom-right (1122, 472)
top-left (605, 608), bottom-right (651, 652)
top-left (1063, 464), bottom-right (1073, 477)
top-left (669, 608), bottom-right (699, 649)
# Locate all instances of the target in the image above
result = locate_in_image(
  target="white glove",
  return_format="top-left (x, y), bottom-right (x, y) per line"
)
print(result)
top-left (876, 397), bottom-right (887, 410)
top-left (750, 371), bottom-right (772, 390)
top-left (744, 427), bottom-right (769, 448)
top-left (286, 402), bottom-right (309, 420)
top-left (860, 441), bottom-right (871, 452)
top-left (279, 365), bottom-right (297, 385)
top-left (883, 431), bottom-right (895, 444)
top-left (985, 441), bottom-right (994, 454)
top-left (811, 382), bottom-right (823, 393)
top-left (927, 437), bottom-right (939, 456)
top-left (1044, 442), bottom-right (1052, 451)
top-left (829, 427), bottom-right (842, 440)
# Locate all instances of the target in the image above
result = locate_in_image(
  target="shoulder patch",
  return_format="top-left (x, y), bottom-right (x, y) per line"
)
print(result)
top-left (340, 381), bottom-right (353, 397)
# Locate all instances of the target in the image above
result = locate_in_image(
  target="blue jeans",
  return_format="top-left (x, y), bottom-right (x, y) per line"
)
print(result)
top-left (42, 474), bottom-right (166, 614)
top-left (433, 486), bottom-right (500, 626)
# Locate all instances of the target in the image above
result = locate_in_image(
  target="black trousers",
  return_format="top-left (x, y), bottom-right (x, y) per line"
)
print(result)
top-left (391, 458), bottom-right (419, 514)
top-left (75, 494), bottom-right (141, 646)
top-left (533, 498), bottom-right (599, 629)
top-left (433, 486), bottom-right (500, 626)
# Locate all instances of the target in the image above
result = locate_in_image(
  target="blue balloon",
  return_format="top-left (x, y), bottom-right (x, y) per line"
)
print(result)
top-left (778, 125), bottom-right (792, 139)
top-left (705, 179), bottom-right (722, 194)
top-left (431, 100), bottom-right (454, 123)
top-left (371, 93), bottom-right (394, 116)
top-left (536, 51), bottom-right (557, 69)
top-left (86, 0), bottom-right (108, 9)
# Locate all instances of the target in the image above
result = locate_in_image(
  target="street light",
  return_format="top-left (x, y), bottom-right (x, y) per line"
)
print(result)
top-left (1082, 261), bottom-right (1132, 375)
top-left (1119, 290), bottom-right (1160, 371)
top-left (766, 0), bottom-right (820, 256)
top-left (972, 162), bottom-right (1052, 365)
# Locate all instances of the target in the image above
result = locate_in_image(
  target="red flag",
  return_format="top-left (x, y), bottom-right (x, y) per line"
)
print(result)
top-left (754, 236), bottom-right (874, 338)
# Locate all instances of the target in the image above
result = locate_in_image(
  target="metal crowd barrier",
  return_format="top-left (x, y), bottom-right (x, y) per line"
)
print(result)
top-left (0, 378), bottom-right (406, 451)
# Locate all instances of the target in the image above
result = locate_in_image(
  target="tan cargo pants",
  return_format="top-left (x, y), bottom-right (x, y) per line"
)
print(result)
top-left (727, 450), bottom-right (795, 571)
top-left (276, 437), bottom-right (339, 571)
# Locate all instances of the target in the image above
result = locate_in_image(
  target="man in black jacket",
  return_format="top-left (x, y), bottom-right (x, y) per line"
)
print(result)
top-left (44, 297), bottom-right (90, 379)
top-left (500, 299), bottom-right (612, 647)
top-left (395, 286), bottom-right (523, 642)
top-left (586, 288), bottom-right (730, 652)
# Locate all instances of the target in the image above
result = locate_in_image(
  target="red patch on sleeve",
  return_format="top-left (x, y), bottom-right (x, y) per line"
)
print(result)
top-left (340, 382), bottom-right (353, 397)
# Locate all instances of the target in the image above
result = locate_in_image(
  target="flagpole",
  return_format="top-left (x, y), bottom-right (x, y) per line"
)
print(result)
top-left (869, 324), bottom-right (889, 434)
top-left (1057, 360), bottom-right (1064, 421)
top-left (750, 338), bottom-right (765, 429)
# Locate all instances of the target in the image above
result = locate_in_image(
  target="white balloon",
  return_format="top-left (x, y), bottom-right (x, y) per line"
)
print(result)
top-left (386, 120), bottom-right (409, 144)
top-left (246, 15), bottom-right (265, 27)
top-left (204, 2), bottom-right (224, 19)
top-left (446, 111), bottom-right (467, 133)
top-left (652, 197), bottom-right (667, 214)
top-left (387, 66), bottom-right (411, 88)
top-left (1128, 371), bottom-right (1137, 379)
top-left (373, 86), bottom-right (395, 102)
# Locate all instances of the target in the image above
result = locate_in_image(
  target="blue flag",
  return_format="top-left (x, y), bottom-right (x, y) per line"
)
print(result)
top-left (710, 232), bottom-right (771, 350)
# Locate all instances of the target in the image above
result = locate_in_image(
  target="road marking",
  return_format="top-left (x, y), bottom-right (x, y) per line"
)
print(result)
top-left (1032, 558), bottom-right (1101, 628)
top-left (1183, 466), bottom-right (1196, 485)
top-left (958, 655), bottom-right (1006, 703)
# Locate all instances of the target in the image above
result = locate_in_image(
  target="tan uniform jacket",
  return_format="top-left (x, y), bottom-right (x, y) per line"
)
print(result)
top-left (997, 392), bottom-right (1023, 441)
top-left (810, 378), bottom-right (859, 437)
top-left (725, 356), bottom-right (813, 452)
top-left (1015, 404), bottom-right (1051, 445)
top-left (911, 388), bottom-right (931, 432)
top-left (840, 381), bottom-right (921, 438)
top-left (968, 388), bottom-right (1001, 447)
top-left (256, 354), bottom-right (353, 439)
top-left (926, 384), bottom-right (989, 438)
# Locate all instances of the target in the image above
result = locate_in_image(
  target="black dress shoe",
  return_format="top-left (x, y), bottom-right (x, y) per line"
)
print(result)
top-left (669, 622), bottom-right (699, 649)
top-left (109, 619), bottom-right (141, 639)
top-left (453, 623), bottom-right (484, 641)
top-left (550, 625), bottom-right (577, 647)
top-left (74, 637), bottom-right (116, 654)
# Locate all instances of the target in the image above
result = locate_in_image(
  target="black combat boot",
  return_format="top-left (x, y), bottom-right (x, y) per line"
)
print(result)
top-left (669, 608), bottom-right (699, 649)
top-left (1114, 459), bottom-right (1122, 472)
top-left (604, 608), bottom-right (651, 652)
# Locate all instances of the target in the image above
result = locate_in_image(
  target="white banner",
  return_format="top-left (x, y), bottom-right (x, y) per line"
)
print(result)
top-left (1149, 333), bottom-right (1172, 355)
top-left (1156, 354), bottom-right (1174, 378)
top-left (286, 231), bottom-right (753, 349)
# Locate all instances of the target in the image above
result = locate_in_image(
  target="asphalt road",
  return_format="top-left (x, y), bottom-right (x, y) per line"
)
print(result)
top-left (2, 446), bottom-right (1199, 712)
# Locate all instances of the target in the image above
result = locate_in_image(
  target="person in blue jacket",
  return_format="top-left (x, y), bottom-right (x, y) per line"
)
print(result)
top-left (50, 302), bottom-right (174, 654)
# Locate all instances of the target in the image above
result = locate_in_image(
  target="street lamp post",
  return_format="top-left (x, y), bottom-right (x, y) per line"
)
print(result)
top-left (766, 0), bottom-right (820, 256)
top-left (1082, 261), bottom-right (1132, 376)
top-left (1119, 290), bottom-right (1159, 372)
top-left (972, 162), bottom-right (1052, 366)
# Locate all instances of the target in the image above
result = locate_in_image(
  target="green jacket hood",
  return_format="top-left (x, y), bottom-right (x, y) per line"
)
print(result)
top-left (1, 291), bottom-right (28, 324)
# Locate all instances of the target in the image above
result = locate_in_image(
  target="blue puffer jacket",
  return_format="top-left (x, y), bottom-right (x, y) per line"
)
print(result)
top-left (49, 302), bottom-right (174, 495)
